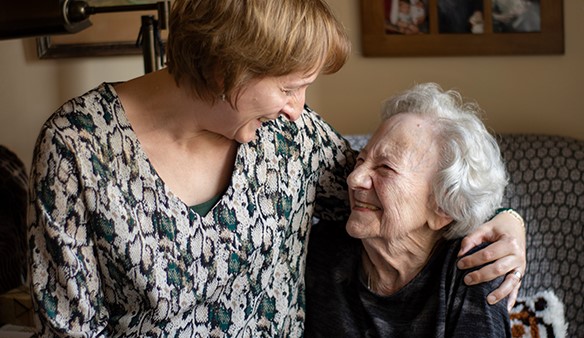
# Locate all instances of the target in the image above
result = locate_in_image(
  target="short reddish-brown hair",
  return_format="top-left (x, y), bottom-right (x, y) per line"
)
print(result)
top-left (166, 0), bottom-right (351, 104)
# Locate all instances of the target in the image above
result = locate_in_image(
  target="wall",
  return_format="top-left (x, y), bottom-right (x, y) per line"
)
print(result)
top-left (307, 0), bottom-right (584, 139)
top-left (0, 0), bottom-right (582, 170)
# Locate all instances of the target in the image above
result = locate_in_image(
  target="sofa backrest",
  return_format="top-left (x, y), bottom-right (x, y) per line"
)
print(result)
top-left (344, 133), bottom-right (584, 337)
top-left (497, 134), bottom-right (583, 337)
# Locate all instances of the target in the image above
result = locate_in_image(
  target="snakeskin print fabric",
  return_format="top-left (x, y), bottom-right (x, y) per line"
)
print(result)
top-left (28, 83), bottom-right (354, 337)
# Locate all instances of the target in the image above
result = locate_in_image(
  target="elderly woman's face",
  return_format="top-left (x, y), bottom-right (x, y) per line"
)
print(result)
top-left (345, 114), bottom-right (441, 241)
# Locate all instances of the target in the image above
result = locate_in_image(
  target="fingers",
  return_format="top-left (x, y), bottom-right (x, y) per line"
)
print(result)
top-left (507, 283), bottom-right (520, 311)
top-left (461, 254), bottom-right (517, 285)
top-left (458, 226), bottom-right (490, 256)
top-left (457, 237), bottom-right (523, 279)
top-left (486, 270), bottom-right (523, 306)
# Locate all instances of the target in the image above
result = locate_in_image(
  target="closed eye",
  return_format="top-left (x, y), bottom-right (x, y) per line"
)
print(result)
top-left (281, 88), bottom-right (294, 96)
top-left (379, 163), bottom-right (397, 174)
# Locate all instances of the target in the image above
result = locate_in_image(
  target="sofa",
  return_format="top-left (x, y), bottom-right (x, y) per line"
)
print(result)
top-left (0, 146), bottom-right (28, 294)
top-left (344, 133), bottom-right (584, 338)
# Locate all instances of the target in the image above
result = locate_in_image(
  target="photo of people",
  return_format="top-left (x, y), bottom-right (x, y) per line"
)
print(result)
top-left (438, 0), bottom-right (485, 34)
top-left (384, 0), bottom-right (428, 35)
top-left (492, 0), bottom-right (541, 32)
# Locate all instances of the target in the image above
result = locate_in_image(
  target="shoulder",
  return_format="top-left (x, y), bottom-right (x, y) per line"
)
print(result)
top-left (44, 83), bottom-right (122, 131)
top-left (454, 241), bottom-right (497, 275)
top-left (441, 240), bottom-right (508, 308)
top-left (439, 241), bottom-right (511, 336)
top-left (267, 105), bottom-right (354, 154)
top-left (33, 83), bottom-right (132, 173)
top-left (253, 105), bottom-right (357, 177)
top-left (38, 83), bottom-right (126, 145)
top-left (299, 105), bottom-right (349, 147)
top-left (442, 241), bottom-right (496, 281)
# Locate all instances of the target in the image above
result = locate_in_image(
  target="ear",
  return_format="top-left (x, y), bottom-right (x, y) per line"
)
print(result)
top-left (427, 204), bottom-right (453, 231)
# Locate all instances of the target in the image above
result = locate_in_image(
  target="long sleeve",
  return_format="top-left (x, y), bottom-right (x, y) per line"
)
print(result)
top-left (28, 124), bottom-right (109, 337)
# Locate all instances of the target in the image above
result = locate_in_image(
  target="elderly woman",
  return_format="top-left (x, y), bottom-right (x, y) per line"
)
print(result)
top-left (306, 83), bottom-right (513, 337)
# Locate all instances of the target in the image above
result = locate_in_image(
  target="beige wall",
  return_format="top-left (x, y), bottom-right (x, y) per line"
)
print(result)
top-left (308, 0), bottom-right (584, 139)
top-left (0, 0), bottom-right (582, 170)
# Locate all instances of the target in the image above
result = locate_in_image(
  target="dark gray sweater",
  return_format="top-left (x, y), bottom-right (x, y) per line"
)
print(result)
top-left (305, 220), bottom-right (511, 338)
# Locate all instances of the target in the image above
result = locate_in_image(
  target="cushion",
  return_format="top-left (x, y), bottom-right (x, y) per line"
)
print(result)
top-left (0, 146), bottom-right (28, 294)
top-left (510, 290), bottom-right (568, 338)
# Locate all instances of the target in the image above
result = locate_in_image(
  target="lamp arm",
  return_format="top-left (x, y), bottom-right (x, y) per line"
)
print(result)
top-left (67, 0), bottom-right (170, 74)
top-left (67, 1), bottom-right (170, 29)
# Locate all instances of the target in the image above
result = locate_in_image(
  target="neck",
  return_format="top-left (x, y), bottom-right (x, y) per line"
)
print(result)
top-left (360, 230), bottom-right (442, 296)
top-left (116, 69), bottom-right (226, 144)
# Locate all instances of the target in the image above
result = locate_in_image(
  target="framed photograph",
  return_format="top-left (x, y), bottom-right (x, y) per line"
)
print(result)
top-left (360, 0), bottom-right (564, 56)
top-left (37, 0), bottom-right (169, 59)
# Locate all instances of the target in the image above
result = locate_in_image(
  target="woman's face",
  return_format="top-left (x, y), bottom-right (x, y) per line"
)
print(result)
top-left (345, 114), bottom-right (441, 242)
top-left (219, 71), bottom-right (319, 143)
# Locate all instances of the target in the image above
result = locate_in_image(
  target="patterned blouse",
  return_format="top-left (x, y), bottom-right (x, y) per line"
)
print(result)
top-left (28, 83), bottom-right (355, 337)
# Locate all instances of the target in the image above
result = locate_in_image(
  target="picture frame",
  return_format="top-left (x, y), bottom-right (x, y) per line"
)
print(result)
top-left (360, 0), bottom-right (564, 57)
top-left (36, 1), bottom-right (168, 59)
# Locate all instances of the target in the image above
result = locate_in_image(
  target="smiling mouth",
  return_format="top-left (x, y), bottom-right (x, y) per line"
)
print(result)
top-left (354, 201), bottom-right (381, 211)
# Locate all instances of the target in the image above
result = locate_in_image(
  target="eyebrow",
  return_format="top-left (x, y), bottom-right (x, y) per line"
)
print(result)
top-left (285, 73), bottom-right (318, 88)
top-left (284, 80), bottom-right (314, 89)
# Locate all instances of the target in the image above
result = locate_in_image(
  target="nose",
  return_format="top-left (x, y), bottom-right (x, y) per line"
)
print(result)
top-left (280, 106), bottom-right (300, 122)
top-left (280, 89), bottom-right (306, 122)
top-left (347, 164), bottom-right (373, 191)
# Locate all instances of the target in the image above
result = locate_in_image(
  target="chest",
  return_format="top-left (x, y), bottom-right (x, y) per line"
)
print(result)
top-left (140, 138), bottom-right (238, 206)
top-left (82, 140), bottom-right (318, 286)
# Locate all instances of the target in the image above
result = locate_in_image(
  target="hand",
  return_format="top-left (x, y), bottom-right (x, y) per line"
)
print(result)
top-left (456, 211), bottom-right (526, 310)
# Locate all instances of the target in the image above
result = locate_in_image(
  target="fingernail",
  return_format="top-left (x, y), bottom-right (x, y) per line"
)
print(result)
top-left (457, 260), bottom-right (467, 269)
top-left (464, 275), bottom-right (474, 285)
top-left (487, 295), bottom-right (497, 305)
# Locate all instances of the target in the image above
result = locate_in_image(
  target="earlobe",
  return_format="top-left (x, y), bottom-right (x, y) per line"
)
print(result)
top-left (428, 206), bottom-right (453, 231)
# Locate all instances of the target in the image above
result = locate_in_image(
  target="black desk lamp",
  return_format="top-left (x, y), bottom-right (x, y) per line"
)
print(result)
top-left (0, 0), bottom-right (170, 73)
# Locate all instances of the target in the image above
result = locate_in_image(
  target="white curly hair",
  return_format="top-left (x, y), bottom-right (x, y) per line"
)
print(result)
top-left (380, 82), bottom-right (509, 239)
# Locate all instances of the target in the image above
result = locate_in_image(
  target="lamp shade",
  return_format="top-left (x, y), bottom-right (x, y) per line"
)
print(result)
top-left (0, 0), bottom-right (90, 40)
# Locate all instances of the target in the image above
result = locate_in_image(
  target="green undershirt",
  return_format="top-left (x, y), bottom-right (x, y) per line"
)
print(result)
top-left (190, 194), bottom-right (222, 216)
